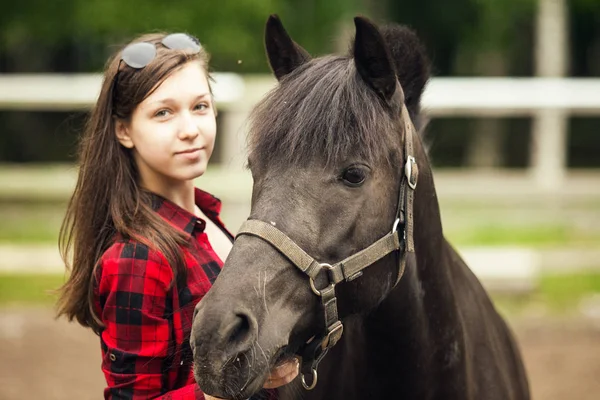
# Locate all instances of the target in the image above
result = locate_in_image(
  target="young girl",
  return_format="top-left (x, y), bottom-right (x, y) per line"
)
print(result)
top-left (56, 32), bottom-right (298, 399)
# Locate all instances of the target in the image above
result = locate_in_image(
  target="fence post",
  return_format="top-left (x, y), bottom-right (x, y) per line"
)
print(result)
top-left (531, 0), bottom-right (569, 191)
top-left (219, 107), bottom-right (250, 171)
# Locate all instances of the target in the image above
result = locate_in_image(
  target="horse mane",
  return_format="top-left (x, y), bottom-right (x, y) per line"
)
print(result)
top-left (248, 24), bottom-right (430, 169)
top-left (377, 24), bottom-right (430, 129)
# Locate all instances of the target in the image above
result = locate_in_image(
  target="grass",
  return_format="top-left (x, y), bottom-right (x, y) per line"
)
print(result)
top-left (0, 199), bottom-right (599, 248)
top-left (0, 273), bottom-right (65, 305)
top-left (536, 272), bottom-right (600, 311)
top-left (0, 202), bottom-right (65, 243)
top-left (446, 224), bottom-right (600, 248)
top-left (492, 271), bottom-right (600, 316)
top-left (0, 165), bottom-right (599, 247)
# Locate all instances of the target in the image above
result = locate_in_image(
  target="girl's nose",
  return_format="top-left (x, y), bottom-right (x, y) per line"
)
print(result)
top-left (178, 113), bottom-right (200, 140)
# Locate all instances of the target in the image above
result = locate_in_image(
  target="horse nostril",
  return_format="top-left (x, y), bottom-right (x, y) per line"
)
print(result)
top-left (227, 313), bottom-right (252, 345)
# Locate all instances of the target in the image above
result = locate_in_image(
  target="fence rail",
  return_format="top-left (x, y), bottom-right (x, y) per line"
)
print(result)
top-left (0, 73), bottom-right (246, 111)
top-left (1, 74), bottom-right (599, 190)
top-left (1, 74), bottom-right (599, 114)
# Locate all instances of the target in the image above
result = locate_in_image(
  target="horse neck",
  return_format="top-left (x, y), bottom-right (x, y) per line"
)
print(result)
top-left (362, 138), bottom-right (464, 389)
top-left (397, 132), bottom-right (450, 301)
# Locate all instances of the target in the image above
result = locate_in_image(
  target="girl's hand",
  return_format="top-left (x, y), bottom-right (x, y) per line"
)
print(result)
top-left (262, 357), bottom-right (300, 389)
top-left (204, 357), bottom-right (300, 400)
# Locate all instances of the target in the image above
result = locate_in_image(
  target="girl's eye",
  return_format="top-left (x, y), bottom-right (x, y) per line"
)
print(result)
top-left (195, 103), bottom-right (209, 111)
top-left (155, 109), bottom-right (170, 118)
top-left (341, 166), bottom-right (368, 187)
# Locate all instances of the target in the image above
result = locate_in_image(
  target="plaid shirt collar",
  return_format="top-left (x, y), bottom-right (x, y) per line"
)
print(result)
top-left (149, 188), bottom-right (225, 237)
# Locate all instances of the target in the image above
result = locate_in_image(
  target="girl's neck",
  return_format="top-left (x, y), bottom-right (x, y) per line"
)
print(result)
top-left (143, 178), bottom-right (196, 215)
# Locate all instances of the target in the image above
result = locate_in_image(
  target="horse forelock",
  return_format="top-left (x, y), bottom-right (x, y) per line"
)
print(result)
top-left (247, 56), bottom-right (402, 169)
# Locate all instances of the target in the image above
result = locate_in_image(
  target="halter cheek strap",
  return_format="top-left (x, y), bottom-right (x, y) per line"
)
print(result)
top-left (235, 104), bottom-right (418, 390)
top-left (396, 105), bottom-right (418, 283)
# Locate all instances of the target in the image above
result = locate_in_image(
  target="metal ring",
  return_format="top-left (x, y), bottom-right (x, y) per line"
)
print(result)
top-left (309, 277), bottom-right (321, 296)
top-left (301, 368), bottom-right (318, 390)
top-left (309, 263), bottom-right (334, 296)
top-left (309, 278), bottom-right (334, 296)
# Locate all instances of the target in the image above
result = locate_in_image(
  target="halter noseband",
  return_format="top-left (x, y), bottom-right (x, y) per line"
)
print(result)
top-left (235, 105), bottom-right (419, 390)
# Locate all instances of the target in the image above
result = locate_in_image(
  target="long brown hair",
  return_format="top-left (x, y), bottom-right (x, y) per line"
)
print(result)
top-left (56, 33), bottom-right (212, 332)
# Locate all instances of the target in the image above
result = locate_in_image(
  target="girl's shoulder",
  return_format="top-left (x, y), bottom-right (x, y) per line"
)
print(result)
top-left (97, 238), bottom-right (174, 287)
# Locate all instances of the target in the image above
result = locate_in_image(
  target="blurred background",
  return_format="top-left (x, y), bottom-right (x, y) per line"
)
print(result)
top-left (0, 0), bottom-right (599, 399)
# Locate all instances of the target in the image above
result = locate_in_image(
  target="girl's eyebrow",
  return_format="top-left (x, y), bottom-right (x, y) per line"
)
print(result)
top-left (147, 93), bottom-right (211, 106)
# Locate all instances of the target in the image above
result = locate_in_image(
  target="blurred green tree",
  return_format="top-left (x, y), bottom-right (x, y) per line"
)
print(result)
top-left (0, 0), bottom-right (363, 73)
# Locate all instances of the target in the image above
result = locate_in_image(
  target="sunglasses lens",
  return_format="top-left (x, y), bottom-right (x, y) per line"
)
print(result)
top-left (121, 42), bottom-right (157, 69)
top-left (120, 34), bottom-right (201, 69)
top-left (162, 33), bottom-right (201, 53)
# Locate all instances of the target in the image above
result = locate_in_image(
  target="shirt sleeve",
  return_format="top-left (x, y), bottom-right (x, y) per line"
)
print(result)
top-left (97, 241), bottom-right (204, 400)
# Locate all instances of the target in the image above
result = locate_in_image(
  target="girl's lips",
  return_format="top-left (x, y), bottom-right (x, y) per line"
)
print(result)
top-left (176, 148), bottom-right (204, 160)
top-left (176, 147), bottom-right (203, 155)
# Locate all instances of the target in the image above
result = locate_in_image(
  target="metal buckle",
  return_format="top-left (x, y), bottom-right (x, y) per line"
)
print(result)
top-left (309, 263), bottom-right (335, 296)
top-left (405, 156), bottom-right (417, 190)
top-left (321, 321), bottom-right (344, 350)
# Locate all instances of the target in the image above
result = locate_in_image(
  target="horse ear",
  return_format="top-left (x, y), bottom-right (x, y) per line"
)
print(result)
top-left (265, 14), bottom-right (311, 81)
top-left (353, 16), bottom-right (397, 102)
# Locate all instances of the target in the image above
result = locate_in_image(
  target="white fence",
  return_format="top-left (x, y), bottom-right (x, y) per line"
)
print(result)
top-left (2, 73), bottom-right (599, 290)
top-left (1, 74), bottom-right (600, 190)
top-left (1, 74), bottom-right (599, 114)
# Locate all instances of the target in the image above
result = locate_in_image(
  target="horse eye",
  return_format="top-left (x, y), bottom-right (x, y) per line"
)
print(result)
top-left (341, 166), bottom-right (367, 186)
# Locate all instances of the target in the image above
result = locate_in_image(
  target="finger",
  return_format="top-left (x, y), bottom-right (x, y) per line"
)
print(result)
top-left (204, 395), bottom-right (225, 400)
top-left (263, 373), bottom-right (297, 389)
top-left (262, 358), bottom-right (300, 389)
top-left (273, 360), bottom-right (297, 378)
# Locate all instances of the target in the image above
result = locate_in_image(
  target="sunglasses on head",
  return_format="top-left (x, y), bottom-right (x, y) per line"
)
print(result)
top-left (112, 33), bottom-right (203, 115)
top-left (120, 33), bottom-right (202, 69)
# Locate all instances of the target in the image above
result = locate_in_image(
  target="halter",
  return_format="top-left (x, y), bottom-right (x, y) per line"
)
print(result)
top-left (235, 105), bottom-right (419, 390)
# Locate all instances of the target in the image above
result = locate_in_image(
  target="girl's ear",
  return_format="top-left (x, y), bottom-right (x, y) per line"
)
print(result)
top-left (115, 119), bottom-right (134, 149)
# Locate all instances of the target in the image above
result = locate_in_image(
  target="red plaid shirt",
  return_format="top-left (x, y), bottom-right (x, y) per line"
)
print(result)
top-left (94, 188), bottom-right (275, 399)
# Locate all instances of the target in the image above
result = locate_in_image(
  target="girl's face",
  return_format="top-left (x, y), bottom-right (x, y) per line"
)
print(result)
top-left (116, 61), bottom-right (217, 191)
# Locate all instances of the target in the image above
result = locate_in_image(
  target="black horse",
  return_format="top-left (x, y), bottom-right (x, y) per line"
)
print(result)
top-left (191, 15), bottom-right (530, 400)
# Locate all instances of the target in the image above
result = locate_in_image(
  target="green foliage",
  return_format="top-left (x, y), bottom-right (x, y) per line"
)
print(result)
top-left (1, 0), bottom-right (599, 74)
top-left (0, 0), bottom-right (362, 73)
top-left (465, 0), bottom-right (536, 51)
top-left (72, 0), bottom-right (284, 72)
top-left (0, 0), bottom-right (73, 46)
top-left (384, 0), bottom-right (538, 75)
top-left (572, 0), bottom-right (600, 8)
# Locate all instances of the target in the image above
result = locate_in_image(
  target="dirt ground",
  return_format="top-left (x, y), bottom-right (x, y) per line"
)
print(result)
top-left (0, 307), bottom-right (598, 400)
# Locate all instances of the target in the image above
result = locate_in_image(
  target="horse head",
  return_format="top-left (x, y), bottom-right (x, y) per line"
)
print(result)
top-left (191, 14), bottom-right (430, 399)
